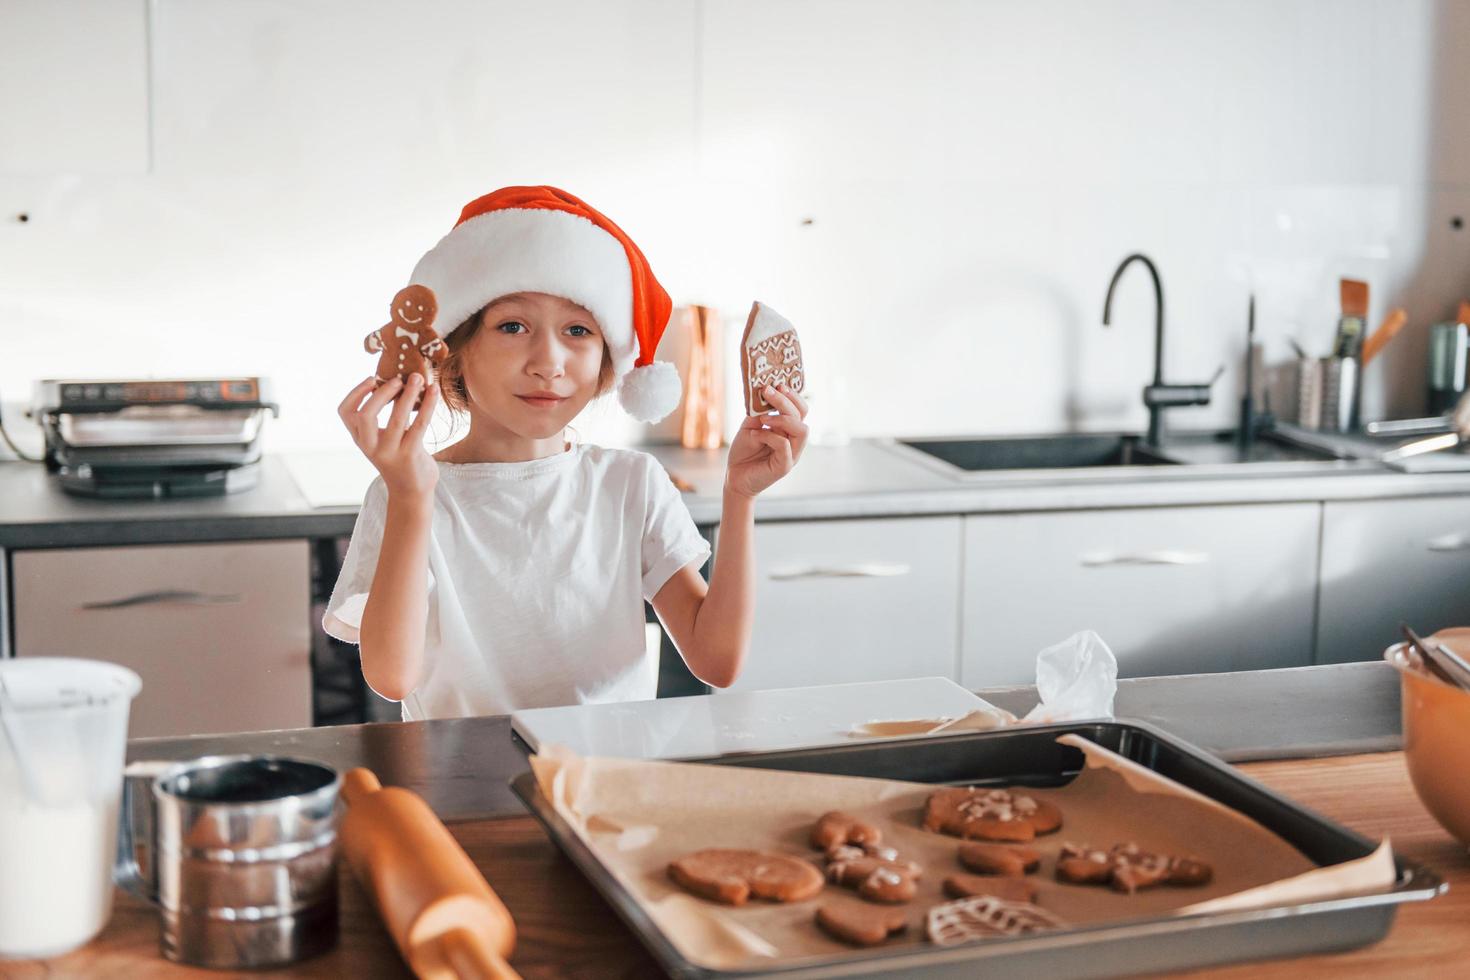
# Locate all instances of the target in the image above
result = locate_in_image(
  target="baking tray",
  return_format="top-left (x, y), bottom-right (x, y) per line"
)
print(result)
top-left (509, 720), bottom-right (1443, 979)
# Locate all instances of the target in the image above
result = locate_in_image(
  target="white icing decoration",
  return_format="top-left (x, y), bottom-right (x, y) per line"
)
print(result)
top-left (746, 303), bottom-right (796, 347)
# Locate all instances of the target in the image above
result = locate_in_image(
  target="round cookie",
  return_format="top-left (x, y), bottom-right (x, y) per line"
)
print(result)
top-left (667, 848), bottom-right (824, 906)
top-left (922, 787), bottom-right (1063, 842)
top-left (815, 903), bottom-right (907, 947)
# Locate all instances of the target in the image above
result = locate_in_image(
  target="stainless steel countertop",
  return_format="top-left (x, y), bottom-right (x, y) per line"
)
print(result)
top-left (125, 661), bottom-right (1401, 822)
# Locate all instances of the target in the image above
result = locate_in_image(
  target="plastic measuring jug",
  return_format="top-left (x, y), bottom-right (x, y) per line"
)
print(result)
top-left (0, 658), bottom-right (141, 960)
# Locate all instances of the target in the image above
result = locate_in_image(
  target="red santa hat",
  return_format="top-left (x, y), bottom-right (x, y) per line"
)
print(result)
top-left (409, 185), bottom-right (681, 422)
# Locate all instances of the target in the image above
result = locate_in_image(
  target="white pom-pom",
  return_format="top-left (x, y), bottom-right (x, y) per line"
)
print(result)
top-left (617, 361), bottom-right (683, 422)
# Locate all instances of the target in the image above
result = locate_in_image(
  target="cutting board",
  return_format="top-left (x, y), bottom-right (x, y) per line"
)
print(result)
top-left (510, 676), bottom-right (1003, 760)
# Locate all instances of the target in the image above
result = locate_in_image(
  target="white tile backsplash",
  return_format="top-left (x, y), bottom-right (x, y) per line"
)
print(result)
top-left (1, 0), bottom-right (1466, 455)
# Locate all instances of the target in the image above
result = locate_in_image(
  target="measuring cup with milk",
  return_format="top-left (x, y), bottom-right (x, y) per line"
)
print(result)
top-left (0, 658), bottom-right (140, 959)
top-left (1, 658), bottom-right (342, 968)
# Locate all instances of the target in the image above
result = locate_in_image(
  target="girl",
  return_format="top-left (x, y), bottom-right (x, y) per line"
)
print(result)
top-left (324, 186), bottom-right (808, 719)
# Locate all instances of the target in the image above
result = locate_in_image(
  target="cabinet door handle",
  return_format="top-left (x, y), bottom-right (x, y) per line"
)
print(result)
top-left (79, 590), bottom-right (244, 610)
top-left (1426, 533), bottom-right (1470, 552)
top-left (1079, 550), bottom-right (1209, 568)
top-left (768, 562), bottom-right (912, 581)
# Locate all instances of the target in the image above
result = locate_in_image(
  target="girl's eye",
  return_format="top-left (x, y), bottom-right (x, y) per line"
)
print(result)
top-left (497, 321), bottom-right (526, 334)
top-left (567, 325), bottom-right (592, 337)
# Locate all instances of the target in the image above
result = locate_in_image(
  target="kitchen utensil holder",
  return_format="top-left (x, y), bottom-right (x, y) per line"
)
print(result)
top-left (1320, 356), bottom-right (1359, 432)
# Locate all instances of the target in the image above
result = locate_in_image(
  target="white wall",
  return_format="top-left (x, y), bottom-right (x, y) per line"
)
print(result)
top-left (2, 0), bottom-right (1468, 456)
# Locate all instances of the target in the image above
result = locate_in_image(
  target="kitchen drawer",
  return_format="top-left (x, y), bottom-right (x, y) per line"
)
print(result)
top-left (12, 540), bottom-right (311, 738)
top-left (1318, 497), bottom-right (1470, 664)
top-left (961, 503), bottom-right (1320, 687)
top-left (719, 517), bottom-right (962, 691)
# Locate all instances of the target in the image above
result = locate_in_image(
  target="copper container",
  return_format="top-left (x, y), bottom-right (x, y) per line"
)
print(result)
top-left (1385, 633), bottom-right (1470, 849)
top-left (679, 305), bottom-right (723, 449)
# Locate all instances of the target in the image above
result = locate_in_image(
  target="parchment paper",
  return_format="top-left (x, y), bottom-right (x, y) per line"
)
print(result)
top-left (528, 735), bottom-right (1396, 971)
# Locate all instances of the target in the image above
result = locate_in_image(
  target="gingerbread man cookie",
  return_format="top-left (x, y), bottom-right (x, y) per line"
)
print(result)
top-left (365, 284), bottom-right (448, 386)
top-left (923, 787), bottom-right (1063, 842)
top-left (823, 843), bottom-right (922, 904)
top-left (740, 301), bottom-right (804, 415)
top-left (1054, 842), bottom-right (1213, 894)
top-left (666, 848), bottom-right (824, 906)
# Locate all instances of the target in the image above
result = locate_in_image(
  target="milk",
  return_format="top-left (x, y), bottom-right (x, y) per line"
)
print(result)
top-left (0, 788), bottom-right (118, 959)
top-left (0, 658), bottom-right (140, 960)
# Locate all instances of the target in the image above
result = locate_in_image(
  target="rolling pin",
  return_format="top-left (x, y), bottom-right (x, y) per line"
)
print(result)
top-left (340, 768), bottom-right (520, 980)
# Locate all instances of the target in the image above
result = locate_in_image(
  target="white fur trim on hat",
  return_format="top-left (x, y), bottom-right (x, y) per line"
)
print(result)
top-left (409, 207), bottom-right (639, 378)
top-left (617, 360), bottom-right (682, 423)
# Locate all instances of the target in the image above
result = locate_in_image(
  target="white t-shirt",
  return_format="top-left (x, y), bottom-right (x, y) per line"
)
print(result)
top-left (323, 444), bottom-right (711, 720)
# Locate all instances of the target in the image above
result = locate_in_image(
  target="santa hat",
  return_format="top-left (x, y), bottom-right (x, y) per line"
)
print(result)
top-left (408, 185), bottom-right (681, 422)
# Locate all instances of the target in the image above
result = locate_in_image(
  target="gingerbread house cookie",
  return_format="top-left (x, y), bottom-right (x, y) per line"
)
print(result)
top-left (741, 301), bottom-right (804, 414)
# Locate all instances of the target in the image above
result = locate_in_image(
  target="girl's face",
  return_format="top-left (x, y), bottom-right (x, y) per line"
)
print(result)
top-left (456, 292), bottom-right (608, 440)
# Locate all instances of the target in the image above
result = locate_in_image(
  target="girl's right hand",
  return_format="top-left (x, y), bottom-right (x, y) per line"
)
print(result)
top-left (337, 374), bottom-right (440, 499)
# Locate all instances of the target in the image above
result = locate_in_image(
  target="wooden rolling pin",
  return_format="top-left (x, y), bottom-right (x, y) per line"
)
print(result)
top-left (340, 768), bottom-right (519, 980)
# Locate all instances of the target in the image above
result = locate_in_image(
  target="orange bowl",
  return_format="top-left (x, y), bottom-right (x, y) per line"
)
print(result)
top-left (1385, 632), bottom-right (1470, 849)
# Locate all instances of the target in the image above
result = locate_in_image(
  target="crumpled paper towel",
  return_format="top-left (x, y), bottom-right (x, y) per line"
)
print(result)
top-left (1021, 629), bottom-right (1119, 723)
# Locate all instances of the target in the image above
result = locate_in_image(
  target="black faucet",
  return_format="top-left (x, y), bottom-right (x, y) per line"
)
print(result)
top-left (1102, 253), bottom-right (1217, 446)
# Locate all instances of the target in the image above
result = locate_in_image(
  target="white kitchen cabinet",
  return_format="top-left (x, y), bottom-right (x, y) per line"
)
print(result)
top-left (0, 0), bottom-right (150, 173)
top-left (12, 540), bottom-right (311, 738)
top-left (717, 517), bottom-right (962, 691)
top-left (961, 504), bottom-right (1321, 687)
top-left (1318, 497), bottom-right (1470, 664)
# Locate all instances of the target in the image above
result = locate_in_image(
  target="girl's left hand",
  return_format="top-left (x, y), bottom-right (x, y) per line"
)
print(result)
top-left (725, 383), bottom-right (809, 499)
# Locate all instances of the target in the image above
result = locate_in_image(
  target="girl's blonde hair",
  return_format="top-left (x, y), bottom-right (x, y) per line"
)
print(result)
top-left (436, 306), bottom-right (616, 418)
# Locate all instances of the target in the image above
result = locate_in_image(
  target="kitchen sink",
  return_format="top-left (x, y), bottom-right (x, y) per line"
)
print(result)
top-left (898, 433), bottom-right (1177, 471)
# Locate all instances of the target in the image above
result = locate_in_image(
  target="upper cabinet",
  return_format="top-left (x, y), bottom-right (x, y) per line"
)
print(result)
top-left (0, 0), bottom-right (150, 174)
top-left (1318, 497), bottom-right (1470, 664)
top-left (961, 503), bottom-right (1321, 688)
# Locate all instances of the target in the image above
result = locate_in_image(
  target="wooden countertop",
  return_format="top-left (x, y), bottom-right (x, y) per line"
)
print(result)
top-left (9, 752), bottom-right (1465, 979)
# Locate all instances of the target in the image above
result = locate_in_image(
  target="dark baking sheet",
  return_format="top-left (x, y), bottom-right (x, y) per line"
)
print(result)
top-left (509, 720), bottom-right (1442, 979)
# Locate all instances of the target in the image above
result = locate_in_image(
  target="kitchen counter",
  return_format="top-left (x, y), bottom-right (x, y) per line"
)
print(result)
top-left (6, 436), bottom-right (1470, 548)
top-left (20, 664), bottom-right (1470, 979)
top-left (0, 455), bottom-right (358, 549)
top-left (51, 754), bottom-right (1470, 979)
top-left (121, 662), bottom-right (1401, 822)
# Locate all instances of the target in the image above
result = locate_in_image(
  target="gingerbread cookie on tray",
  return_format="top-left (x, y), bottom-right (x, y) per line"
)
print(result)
top-left (822, 843), bottom-right (922, 904)
top-left (816, 902), bottom-right (908, 947)
top-left (957, 841), bottom-right (1042, 877)
top-left (741, 301), bottom-right (804, 414)
top-left (923, 787), bottom-right (1062, 842)
top-left (925, 895), bottom-right (1066, 947)
top-left (942, 873), bottom-right (1039, 904)
top-left (1055, 842), bottom-right (1212, 894)
top-left (810, 811), bottom-right (882, 851)
top-left (666, 848), bottom-right (824, 906)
